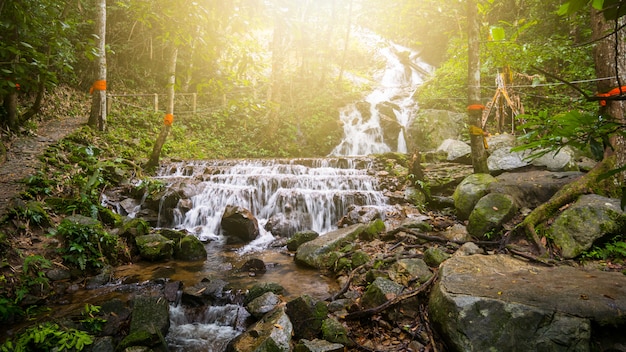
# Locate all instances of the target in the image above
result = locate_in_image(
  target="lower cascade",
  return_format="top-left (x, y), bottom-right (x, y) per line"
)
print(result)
top-left (152, 158), bottom-right (389, 246)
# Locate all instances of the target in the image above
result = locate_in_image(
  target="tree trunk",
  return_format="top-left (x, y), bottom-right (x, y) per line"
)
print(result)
top-left (336, 0), bottom-right (353, 84)
top-left (89, 0), bottom-right (107, 131)
top-left (145, 47), bottom-right (177, 172)
top-left (3, 91), bottom-right (18, 131)
top-left (591, 9), bottom-right (626, 173)
top-left (467, 0), bottom-right (489, 173)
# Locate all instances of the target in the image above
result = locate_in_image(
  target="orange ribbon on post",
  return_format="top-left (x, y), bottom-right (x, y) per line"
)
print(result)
top-left (597, 86), bottom-right (626, 106)
top-left (467, 104), bottom-right (486, 111)
top-left (89, 80), bottom-right (107, 94)
top-left (164, 113), bottom-right (174, 126)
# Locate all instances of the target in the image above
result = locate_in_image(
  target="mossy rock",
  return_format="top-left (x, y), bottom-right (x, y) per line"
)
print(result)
top-left (423, 247), bottom-right (451, 267)
top-left (286, 295), bottom-right (329, 340)
top-left (135, 234), bottom-right (174, 261)
top-left (98, 206), bottom-right (122, 227)
top-left (467, 193), bottom-right (517, 238)
top-left (322, 317), bottom-right (354, 347)
top-left (119, 218), bottom-right (150, 239)
top-left (286, 230), bottom-right (319, 251)
top-left (173, 235), bottom-right (207, 261)
top-left (360, 219), bottom-right (385, 241)
top-left (453, 173), bottom-right (498, 220)
top-left (244, 282), bottom-right (285, 305)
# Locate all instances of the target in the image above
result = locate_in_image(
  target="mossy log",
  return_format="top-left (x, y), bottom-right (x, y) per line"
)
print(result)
top-left (516, 155), bottom-right (616, 255)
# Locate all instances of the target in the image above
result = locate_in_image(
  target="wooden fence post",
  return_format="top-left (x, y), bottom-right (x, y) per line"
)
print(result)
top-left (154, 93), bottom-right (159, 112)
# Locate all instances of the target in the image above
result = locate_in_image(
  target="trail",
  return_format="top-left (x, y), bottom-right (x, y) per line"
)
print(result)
top-left (0, 115), bottom-right (85, 218)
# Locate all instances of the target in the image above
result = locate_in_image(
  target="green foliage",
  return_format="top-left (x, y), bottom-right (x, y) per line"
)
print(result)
top-left (14, 255), bottom-right (52, 303)
top-left (21, 172), bottom-right (54, 199)
top-left (0, 296), bottom-right (24, 323)
top-left (0, 322), bottom-right (93, 352)
top-left (49, 219), bottom-right (118, 272)
top-left (513, 110), bottom-right (624, 160)
top-left (79, 304), bottom-right (107, 333)
top-left (7, 202), bottom-right (50, 229)
top-left (582, 236), bottom-right (626, 261)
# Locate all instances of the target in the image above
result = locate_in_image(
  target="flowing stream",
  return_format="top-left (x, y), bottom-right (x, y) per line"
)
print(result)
top-left (144, 32), bottom-right (430, 351)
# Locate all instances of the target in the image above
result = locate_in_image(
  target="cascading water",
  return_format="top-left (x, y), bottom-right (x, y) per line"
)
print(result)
top-left (155, 158), bottom-right (387, 249)
top-left (330, 32), bottom-right (430, 156)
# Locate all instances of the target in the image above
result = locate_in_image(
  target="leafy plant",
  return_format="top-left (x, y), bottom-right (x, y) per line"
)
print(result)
top-left (0, 322), bottom-right (93, 352)
top-left (0, 296), bottom-right (24, 323)
top-left (79, 304), bottom-right (107, 333)
top-left (14, 255), bottom-right (52, 303)
top-left (582, 236), bottom-right (626, 261)
top-left (49, 219), bottom-right (118, 272)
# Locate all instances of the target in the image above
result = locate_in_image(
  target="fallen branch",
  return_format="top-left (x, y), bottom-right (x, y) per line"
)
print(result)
top-left (343, 270), bottom-right (438, 321)
top-left (394, 227), bottom-right (500, 248)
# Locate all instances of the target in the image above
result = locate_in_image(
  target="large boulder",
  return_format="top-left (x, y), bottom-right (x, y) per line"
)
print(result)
top-left (435, 139), bottom-right (471, 163)
top-left (295, 224), bottom-right (365, 270)
top-left (135, 234), bottom-right (174, 261)
top-left (286, 295), bottom-right (329, 340)
top-left (265, 208), bottom-right (312, 238)
top-left (429, 254), bottom-right (626, 352)
top-left (488, 170), bottom-right (583, 210)
top-left (487, 147), bottom-right (531, 171)
top-left (173, 235), bottom-right (207, 261)
top-left (226, 307), bottom-right (293, 352)
top-left (550, 194), bottom-right (626, 259)
top-left (466, 193), bottom-right (517, 238)
top-left (406, 109), bottom-right (465, 152)
top-left (118, 295), bottom-right (170, 350)
top-left (452, 173), bottom-right (498, 220)
top-left (221, 205), bottom-right (260, 244)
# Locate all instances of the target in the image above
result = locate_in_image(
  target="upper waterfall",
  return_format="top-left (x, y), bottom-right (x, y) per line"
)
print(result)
top-left (330, 31), bottom-right (431, 156)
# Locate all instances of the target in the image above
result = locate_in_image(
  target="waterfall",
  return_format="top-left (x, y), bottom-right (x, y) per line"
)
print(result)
top-left (155, 158), bottom-right (388, 246)
top-left (330, 32), bottom-right (430, 156)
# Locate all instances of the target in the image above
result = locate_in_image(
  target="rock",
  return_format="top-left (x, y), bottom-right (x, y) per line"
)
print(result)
top-left (164, 280), bottom-right (182, 303)
top-left (244, 282), bottom-right (285, 305)
top-left (99, 298), bottom-right (132, 336)
top-left (173, 235), bottom-right (207, 261)
top-left (489, 170), bottom-right (583, 209)
top-left (182, 278), bottom-right (229, 306)
top-left (221, 205), bottom-right (260, 244)
top-left (453, 173), bottom-right (498, 220)
top-left (389, 258), bottom-right (432, 286)
top-left (286, 294), bottom-right (329, 340)
top-left (295, 338), bottom-right (345, 352)
top-left (337, 205), bottom-right (383, 227)
top-left (118, 295), bottom-right (170, 350)
top-left (361, 277), bottom-right (404, 309)
top-left (135, 234), bottom-right (174, 261)
top-left (532, 146), bottom-right (577, 171)
top-left (295, 223), bottom-right (365, 270)
top-left (321, 317), bottom-right (354, 347)
top-left (485, 133), bottom-right (516, 151)
top-left (429, 254), bottom-right (626, 352)
top-left (360, 218), bottom-right (386, 241)
top-left (286, 230), bottom-right (319, 251)
top-left (46, 268), bottom-right (71, 281)
top-left (226, 307), bottom-right (293, 352)
top-left (454, 242), bottom-right (484, 256)
top-left (440, 223), bottom-right (472, 242)
top-left (436, 139), bottom-right (471, 162)
top-left (466, 193), bottom-right (517, 238)
top-left (265, 210), bottom-right (312, 237)
top-left (407, 109), bottom-right (466, 152)
top-left (487, 147), bottom-right (531, 171)
top-left (246, 291), bottom-right (282, 319)
top-left (240, 258), bottom-right (266, 274)
top-left (423, 247), bottom-right (451, 267)
top-left (91, 336), bottom-right (115, 352)
top-left (550, 194), bottom-right (626, 259)
top-left (119, 218), bottom-right (150, 239)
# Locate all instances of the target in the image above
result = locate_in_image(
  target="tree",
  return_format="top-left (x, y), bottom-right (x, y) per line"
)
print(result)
top-left (467, 0), bottom-right (489, 173)
top-left (88, 0), bottom-right (107, 131)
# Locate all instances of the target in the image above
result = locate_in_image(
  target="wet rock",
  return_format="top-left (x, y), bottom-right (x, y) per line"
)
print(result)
top-left (226, 306), bottom-right (293, 352)
top-left (453, 173), bottom-right (498, 220)
top-left (221, 205), bottom-right (260, 244)
top-left (550, 194), bottom-right (626, 259)
top-left (91, 336), bottom-right (115, 352)
top-left (173, 235), bottom-right (207, 261)
top-left (423, 247), bottom-right (451, 267)
top-left (295, 223), bottom-right (365, 270)
top-left (265, 208), bottom-right (312, 238)
top-left (389, 258), bottom-right (432, 286)
top-left (118, 295), bottom-right (170, 350)
top-left (119, 218), bottom-right (150, 239)
top-left (361, 277), bottom-right (403, 309)
top-left (321, 317), bottom-right (354, 347)
top-left (286, 230), bottom-right (319, 251)
top-left (429, 254), bottom-right (626, 352)
top-left (466, 193), bottom-right (517, 238)
top-left (240, 258), bottom-right (266, 274)
top-left (99, 298), bottom-right (132, 336)
top-left (440, 223), bottom-right (472, 242)
top-left (246, 291), bottom-right (282, 319)
top-left (164, 280), bottom-right (182, 303)
top-left (407, 109), bottom-right (466, 152)
top-left (135, 234), bottom-right (174, 261)
top-left (244, 282), bottom-right (285, 305)
top-left (286, 294), bottom-right (329, 340)
top-left (436, 139), bottom-right (471, 163)
top-left (295, 338), bottom-right (345, 352)
top-left (183, 278), bottom-right (229, 306)
top-left (337, 205), bottom-right (382, 227)
top-left (360, 218), bottom-right (386, 241)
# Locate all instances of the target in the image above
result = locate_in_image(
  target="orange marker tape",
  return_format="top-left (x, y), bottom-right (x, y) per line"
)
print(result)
top-left (89, 80), bottom-right (107, 94)
top-left (164, 113), bottom-right (174, 126)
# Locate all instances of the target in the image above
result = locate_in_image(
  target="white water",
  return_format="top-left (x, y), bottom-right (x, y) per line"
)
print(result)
top-left (167, 304), bottom-right (249, 352)
top-left (330, 32), bottom-right (430, 156)
top-left (155, 158), bottom-right (388, 250)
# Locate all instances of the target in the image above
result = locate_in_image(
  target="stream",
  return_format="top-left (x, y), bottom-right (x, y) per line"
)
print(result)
top-left (119, 31), bottom-right (429, 351)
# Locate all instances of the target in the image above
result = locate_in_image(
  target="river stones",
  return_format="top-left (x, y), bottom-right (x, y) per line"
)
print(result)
top-left (221, 205), bottom-right (260, 244)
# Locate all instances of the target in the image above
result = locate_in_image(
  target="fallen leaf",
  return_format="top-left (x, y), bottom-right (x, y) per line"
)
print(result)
top-left (492, 206), bottom-right (499, 211)
top-left (274, 324), bottom-right (283, 329)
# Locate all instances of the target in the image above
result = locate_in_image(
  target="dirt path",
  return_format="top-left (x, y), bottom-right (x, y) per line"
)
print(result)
top-left (0, 115), bottom-right (85, 218)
